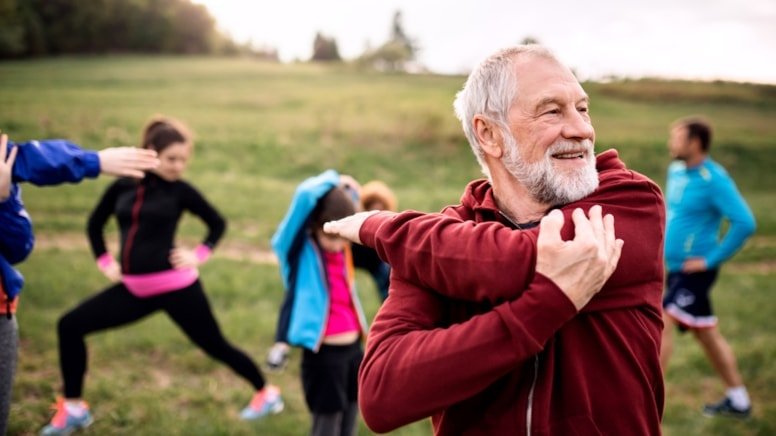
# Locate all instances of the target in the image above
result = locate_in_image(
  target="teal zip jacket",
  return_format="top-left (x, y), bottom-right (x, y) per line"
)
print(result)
top-left (271, 170), bottom-right (367, 351)
top-left (664, 157), bottom-right (756, 272)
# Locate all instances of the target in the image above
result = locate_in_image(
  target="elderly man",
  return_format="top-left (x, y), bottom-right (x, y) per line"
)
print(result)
top-left (325, 45), bottom-right (665, 435)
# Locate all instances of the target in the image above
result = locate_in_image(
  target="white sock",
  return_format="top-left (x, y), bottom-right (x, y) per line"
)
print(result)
top-left (726, 386), bottom-right (750, 409)
top-left (64, 400), bottom-right (88, 417)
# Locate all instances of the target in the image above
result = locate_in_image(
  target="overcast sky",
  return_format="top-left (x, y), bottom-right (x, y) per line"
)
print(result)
top-left (194, 0), bottom-right (776, 84)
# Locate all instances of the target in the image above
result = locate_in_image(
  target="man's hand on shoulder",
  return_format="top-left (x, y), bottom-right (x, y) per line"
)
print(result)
top-left (536, 206), bottom-right (624, 311)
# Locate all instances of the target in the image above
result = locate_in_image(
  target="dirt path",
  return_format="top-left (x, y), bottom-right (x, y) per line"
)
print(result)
top-left (31, 233), bottom-right (776, 273)
top-left (32, 232), bottom-right (278, 265)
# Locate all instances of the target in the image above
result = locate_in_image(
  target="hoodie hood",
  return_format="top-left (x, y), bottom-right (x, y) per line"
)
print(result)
top-left (458, 148), bottom-right (625, 215)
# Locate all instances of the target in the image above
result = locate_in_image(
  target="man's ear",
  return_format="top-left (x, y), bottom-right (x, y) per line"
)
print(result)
top-left (688, 136), bottom-right (703, 154)
top-left (473, 115), bottom-right (504, 159)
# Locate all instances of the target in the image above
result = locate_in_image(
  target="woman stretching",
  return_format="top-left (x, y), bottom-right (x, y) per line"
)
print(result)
top-left (41, 117), bottom-right (282, 436)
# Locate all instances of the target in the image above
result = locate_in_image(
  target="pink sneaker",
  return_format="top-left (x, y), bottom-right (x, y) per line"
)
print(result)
top-left (40, 397), bottom-right (93, 435)
top-left (240, 385), bottom-right (284, 420)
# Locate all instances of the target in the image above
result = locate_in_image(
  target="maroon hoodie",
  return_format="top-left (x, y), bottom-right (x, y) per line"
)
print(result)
top-left (358, 150), bottom-right (665, 435)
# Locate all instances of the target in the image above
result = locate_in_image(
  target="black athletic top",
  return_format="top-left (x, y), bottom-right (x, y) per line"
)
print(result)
top-left (87, 172), bottom-right (226, 274)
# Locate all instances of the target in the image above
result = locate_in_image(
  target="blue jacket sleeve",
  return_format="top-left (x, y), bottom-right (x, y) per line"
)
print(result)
top-left (705, 171), bottom-right (756, 268)
top-left (270, 169), bottom-right (340, 288)
top-left (10, 139), bottom-right (101, 186)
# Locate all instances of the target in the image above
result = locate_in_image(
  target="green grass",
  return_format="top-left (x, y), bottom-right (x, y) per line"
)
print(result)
top-left (1, 56), bottom-right (775, 435)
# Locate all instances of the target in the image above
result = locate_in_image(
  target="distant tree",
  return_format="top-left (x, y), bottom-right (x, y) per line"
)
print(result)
top-left (0, 0), bottom-right (24, 56)
top-left (0, 0), bottom-right (241, 58)
top-left (311, 32), bottom-right (341, 62)
top-left (358, 9), bottom-right (419, 72)
top-left (520, 36), bottom-right (540, 45)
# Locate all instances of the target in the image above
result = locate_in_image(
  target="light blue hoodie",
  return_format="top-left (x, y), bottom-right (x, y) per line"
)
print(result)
top-left (271, 170), bottom-right (367, 351)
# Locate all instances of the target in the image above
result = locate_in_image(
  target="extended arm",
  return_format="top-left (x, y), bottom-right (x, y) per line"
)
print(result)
top-left (7, 136), bottom-right (157, 186)
top-left (329, 171), bottom-right (662, 305)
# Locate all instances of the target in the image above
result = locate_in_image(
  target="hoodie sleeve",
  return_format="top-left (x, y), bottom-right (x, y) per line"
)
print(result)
top-left (10, 139), bottom-right (100, 186)
top-left (359, 169), bottom-right (665, 307)
top-left (361, 210), bottom-right (537, 304)
top-left (359, 271), bottom-right (577, 433)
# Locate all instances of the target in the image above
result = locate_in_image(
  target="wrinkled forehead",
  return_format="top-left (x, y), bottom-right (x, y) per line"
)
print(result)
top-left (512, 56), bottom-right (587, 106)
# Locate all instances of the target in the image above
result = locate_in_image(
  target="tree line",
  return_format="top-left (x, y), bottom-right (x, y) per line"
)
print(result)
top-left (0, 0), bottom-right (244, 58)
top-left (0, 2), bottom-right (419, 72)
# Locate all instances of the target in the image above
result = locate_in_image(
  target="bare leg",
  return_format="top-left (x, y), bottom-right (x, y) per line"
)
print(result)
top-left (660, 312), bottom-right (675, 371)
top-left (692, 326), bottom-right (743, 388)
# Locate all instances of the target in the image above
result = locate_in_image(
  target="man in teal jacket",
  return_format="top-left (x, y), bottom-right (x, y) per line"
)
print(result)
top-left (661, 117), bottom-right (756, 419)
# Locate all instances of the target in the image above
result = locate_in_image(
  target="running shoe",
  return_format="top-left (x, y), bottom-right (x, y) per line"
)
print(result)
top-left (240, 385), bottom-right (284, 420)
top-left (40, 397), bottom-right (93, 435)
top-left (703, 397), bottom-right (752, 419)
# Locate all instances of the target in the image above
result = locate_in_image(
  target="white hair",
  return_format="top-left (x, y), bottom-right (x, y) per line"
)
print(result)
top-left (453, 45), bottom-right (560, 179)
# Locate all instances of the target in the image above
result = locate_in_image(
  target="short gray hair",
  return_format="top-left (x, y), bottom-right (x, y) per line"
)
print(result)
top-left (453, 45), bottom-right (558, 179)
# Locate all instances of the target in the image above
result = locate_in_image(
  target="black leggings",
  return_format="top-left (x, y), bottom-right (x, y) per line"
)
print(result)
top-left (57, 280), bottom-right (265, 398)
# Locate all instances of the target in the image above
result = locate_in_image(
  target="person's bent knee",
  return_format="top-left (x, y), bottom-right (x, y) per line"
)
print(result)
top-left (57, 311), bottom-right (84, 338)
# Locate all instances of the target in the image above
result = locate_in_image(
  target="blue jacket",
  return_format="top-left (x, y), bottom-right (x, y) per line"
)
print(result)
top-left (1, 139), bottom-right (100, 301)
top-left (271, 170), bottom-right (368, 351)
top-left (665, 157), bottom-right (756, 272)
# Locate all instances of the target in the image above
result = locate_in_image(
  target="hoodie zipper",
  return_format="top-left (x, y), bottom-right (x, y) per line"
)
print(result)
top-left (526, 355), bottom-right (539, 436)
top-left (122, 184), bottom-right (145, 273)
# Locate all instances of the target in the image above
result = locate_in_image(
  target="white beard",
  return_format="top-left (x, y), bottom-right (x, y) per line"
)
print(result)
top-left (502, 136), bottom-right (599, 205)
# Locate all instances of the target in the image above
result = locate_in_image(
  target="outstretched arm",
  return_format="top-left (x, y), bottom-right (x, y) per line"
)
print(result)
top-left (7, 135), bottom-right (157, 186)
top-left (358, 209), bottom-right (622, 432)
top-left (97, 147), bottom-right (158, 178)
top-left (326, 173), bottom-right (662, 305)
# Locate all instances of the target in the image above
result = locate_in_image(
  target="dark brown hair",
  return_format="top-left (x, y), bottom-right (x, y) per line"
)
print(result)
top-left (674, 116), bottom-right (712, 152)
top-left (309, 187), bottom-right (356, 230)
top-left (141, 116), bottom-right (191, 153)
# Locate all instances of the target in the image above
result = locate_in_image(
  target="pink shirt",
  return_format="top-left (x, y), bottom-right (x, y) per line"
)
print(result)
top-left (323, 251), bottom-right (360, 337)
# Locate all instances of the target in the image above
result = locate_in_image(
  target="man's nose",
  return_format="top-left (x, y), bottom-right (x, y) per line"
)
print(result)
top-left (562, 110), bottom-right (595, 141)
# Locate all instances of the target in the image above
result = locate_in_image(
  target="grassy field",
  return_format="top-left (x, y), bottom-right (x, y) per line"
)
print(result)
top-left (1, 56), bottom-right (774, 435)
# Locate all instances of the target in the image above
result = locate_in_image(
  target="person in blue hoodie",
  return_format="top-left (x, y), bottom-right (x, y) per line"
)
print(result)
top-left (660, 117), bottom-right (757, 419)
top-left (0, 132), bottom-right (158, 434)
top-left (268, 170), bottom-right (368, 436)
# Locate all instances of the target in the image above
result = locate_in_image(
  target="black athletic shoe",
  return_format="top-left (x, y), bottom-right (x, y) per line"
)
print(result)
top-left (703, 397), bottom-right (752, 419)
